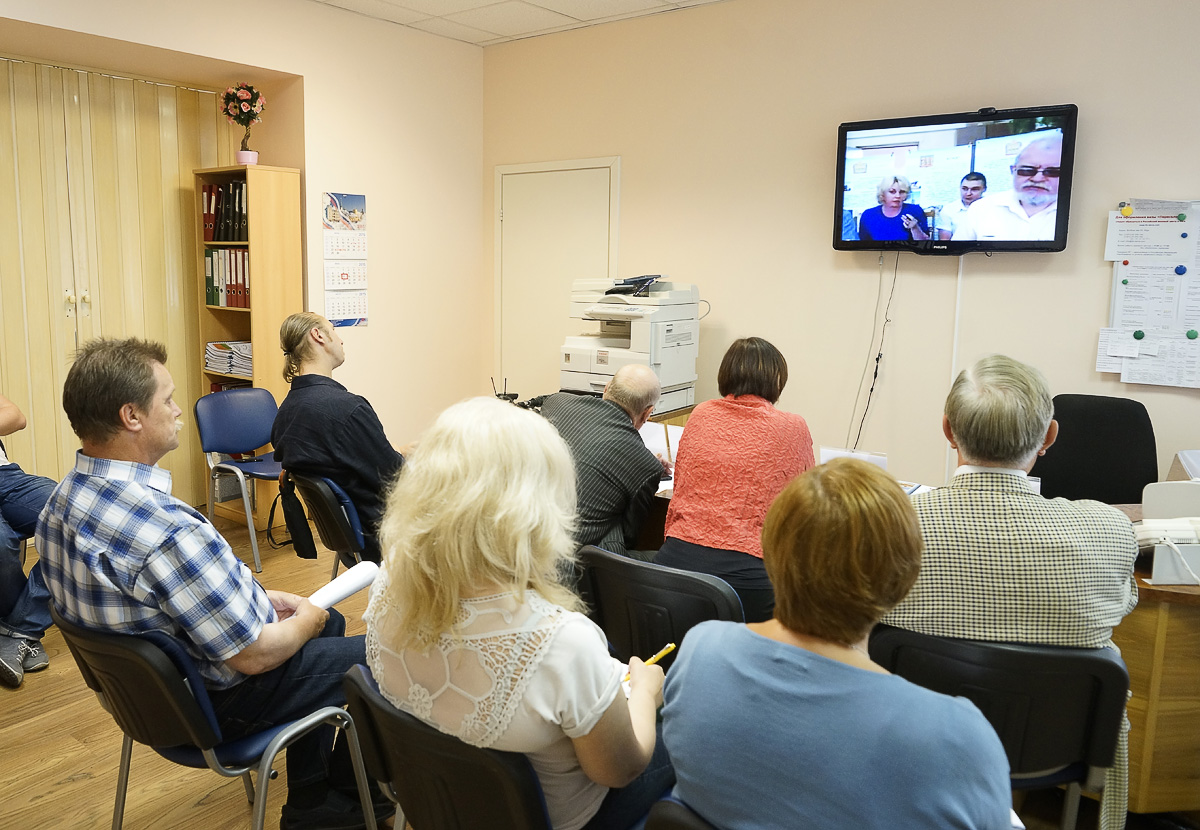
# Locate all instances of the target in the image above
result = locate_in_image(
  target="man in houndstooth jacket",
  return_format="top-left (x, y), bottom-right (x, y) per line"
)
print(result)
top-left (883, 354), bottom-right (1137, 830)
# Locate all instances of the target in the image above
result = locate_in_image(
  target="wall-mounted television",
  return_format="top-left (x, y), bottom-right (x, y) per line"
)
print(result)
top-left (833, 104), bottom-right (1078, 255)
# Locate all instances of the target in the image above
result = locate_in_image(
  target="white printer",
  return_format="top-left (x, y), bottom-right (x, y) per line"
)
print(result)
top-left (560, 277), bottom-right (700, 414)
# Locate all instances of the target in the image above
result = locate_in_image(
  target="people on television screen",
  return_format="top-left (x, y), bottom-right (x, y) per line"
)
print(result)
top-left (937, 173), bottom-right (987, 240)
top-left (857, 176), bottom-right (929, 242)
top-left (953, 135), bottom-right (1062, 242)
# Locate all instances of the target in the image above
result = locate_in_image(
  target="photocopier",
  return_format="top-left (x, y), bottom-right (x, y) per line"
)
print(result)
top-left (559, 277), bottom-right (700, 414)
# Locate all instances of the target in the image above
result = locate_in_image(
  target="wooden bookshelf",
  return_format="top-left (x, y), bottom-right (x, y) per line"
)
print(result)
top-left (195, 165), bottom-right (301, 530)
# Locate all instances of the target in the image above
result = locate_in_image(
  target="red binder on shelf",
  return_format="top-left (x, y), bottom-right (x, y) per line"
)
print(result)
top-left (202, 184), bottom-right (215, 242)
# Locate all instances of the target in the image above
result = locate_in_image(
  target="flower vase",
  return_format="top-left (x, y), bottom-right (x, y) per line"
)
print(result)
top-left (235, 150), bottom-right (259, 165)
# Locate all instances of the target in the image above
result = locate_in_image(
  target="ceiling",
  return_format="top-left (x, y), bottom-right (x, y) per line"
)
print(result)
top-left (305, 0), bottom-right (730, 46)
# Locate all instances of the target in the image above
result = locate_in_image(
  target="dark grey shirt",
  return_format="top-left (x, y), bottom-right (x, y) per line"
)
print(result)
top-left (541, 393), bottom-right (662, 556)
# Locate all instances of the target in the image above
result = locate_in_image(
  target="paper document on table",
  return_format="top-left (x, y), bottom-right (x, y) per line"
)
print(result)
top-left (309, 561), bottom-right (379, 609)
top-left (819, 446), bottom-right (887, 470)
top-left (638, 422), bottom-right (684, 463)
top-left (1104, 212), bottom-right (1198, 261)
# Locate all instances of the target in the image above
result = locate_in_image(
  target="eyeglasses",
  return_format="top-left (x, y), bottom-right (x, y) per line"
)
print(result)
top-left (1012, 166), bottom-right (1061, 178)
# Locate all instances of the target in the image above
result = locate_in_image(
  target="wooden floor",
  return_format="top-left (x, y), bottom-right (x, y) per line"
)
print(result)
top-left (1, 517), bottom-right (375, 830)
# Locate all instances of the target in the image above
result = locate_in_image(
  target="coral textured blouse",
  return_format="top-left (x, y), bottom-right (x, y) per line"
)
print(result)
top-left (663, 395), bottom-right (815, 559)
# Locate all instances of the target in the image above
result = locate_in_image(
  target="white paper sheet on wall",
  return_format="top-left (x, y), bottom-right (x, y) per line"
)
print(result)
top-left (1100, 200), bottom-right (1200, 387)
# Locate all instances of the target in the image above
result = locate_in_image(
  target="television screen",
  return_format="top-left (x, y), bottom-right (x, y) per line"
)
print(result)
top-left (833, 104), bottom-right (1078, 255)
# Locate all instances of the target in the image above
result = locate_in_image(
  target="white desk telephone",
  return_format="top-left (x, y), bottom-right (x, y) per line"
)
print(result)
top-left (1135, 517), bottom-right (1200, 551)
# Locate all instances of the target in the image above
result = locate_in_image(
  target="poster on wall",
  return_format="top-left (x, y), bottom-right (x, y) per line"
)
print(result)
top-left (1097, 198), bottom-right (1200, 387)
top-left (322, 192), bottom-right (368, 326)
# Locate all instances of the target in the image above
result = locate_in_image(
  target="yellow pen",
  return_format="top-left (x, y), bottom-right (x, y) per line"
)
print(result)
top-left (623, 642), bottom-right (677, 682)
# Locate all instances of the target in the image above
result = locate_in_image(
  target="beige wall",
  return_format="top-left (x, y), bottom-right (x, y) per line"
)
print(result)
top-left (0, 0), bottom-right (486, 445)
top-left (483, 0), bottom-right (1200, 486)
top-left (2, 0), bottom-right (1196, 486)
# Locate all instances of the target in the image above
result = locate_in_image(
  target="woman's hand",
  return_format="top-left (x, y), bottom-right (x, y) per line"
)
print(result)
top-left (902, 213), bottom-right (929, 240)
top-left (627, 656), bottom-right (665, 708)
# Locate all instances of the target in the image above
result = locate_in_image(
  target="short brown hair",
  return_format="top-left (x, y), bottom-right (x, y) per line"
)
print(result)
top-left (761, 458), bottom-right (923, 645)
top-left (279, 312), bottom-right (327, 383)
top-left (64, 338), bottom-right (168, 443)
top-left (717, 337), bottom-right (788, 402)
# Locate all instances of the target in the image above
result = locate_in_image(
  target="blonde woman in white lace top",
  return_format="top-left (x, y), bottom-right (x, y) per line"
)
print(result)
top-left (364, 397), bottom-right (673, 830)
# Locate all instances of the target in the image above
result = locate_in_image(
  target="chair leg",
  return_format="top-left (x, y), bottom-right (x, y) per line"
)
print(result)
top-left (241, 771), bottom-right (255, 803)
top-left (222, 468), bottom-right (263, 573)
top-left (251, 755), bottom-right (273, 830)
top-left (342, 720), bottom-right (380, 830)
top-left (1059, 781), bottom-right (1081, 830)
top-left (330, 555), bottom-right (341, 580)
top-left (112, 733), bottom-right (133, 830)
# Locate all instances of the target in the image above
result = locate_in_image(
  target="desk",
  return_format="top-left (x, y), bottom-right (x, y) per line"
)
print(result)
top-left (1112, 568), bottom-right (1200, 813)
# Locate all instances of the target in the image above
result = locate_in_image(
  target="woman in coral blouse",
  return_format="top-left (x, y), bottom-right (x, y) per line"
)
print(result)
top-left (655, 337), bottom-right (814, 622)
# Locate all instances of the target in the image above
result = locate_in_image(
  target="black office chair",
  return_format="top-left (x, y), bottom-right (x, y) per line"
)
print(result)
top-left (51, 604), bottom-right (377, 830)
top-left (1030, 393), bottom-right (1157, 504)
top-left (869, 624), bottom-right (1129, 830)
top-left (577, 545), bottom-right (743, 670)
top-left (646, 797), bottom-right (717, 830)
top-left (193, 387), bottom-right (284, 572)
top-left (343, 665), bottom-right (552, 830)
top-left (287, 472), bottom-right (367, 578)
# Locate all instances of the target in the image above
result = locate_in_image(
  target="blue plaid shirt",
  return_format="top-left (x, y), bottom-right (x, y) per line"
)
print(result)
top-left (37, 452), bottom-right (275, 689)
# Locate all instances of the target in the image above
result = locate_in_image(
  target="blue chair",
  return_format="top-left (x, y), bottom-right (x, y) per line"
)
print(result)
top-left (287, 472), bottom-right (367, 578)
top-left (50, 603), bottom-right (377, 830)
top-left (193, 388), bottom-right (283, 573)
top-left (869, 624), bottom-right (1129, 830)
top-left (646, 796), bottom-right (717, 830)
top-left (343, 664), bottom-right (552, 830)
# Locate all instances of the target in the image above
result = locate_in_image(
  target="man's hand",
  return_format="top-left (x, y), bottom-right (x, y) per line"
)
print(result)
top-left (225, 595), bottom-right (328, 675)
top-left (656, 454), bottom-right (673, 478)
top-left (266, 589), bottom-right (306, 621)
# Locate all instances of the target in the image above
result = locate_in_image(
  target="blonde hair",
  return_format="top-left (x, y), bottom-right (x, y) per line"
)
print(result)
top-left (762, 458), bottom-right (923, 645)
top-left (377, 396), bottom-right (582, 650)
top-left (279, 312), bottom-right (327, 383)
top-left (875, 174), bottom-right (912, 203)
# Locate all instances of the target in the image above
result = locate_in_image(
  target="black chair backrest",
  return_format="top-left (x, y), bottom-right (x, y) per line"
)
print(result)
top-left (1029, 393), bottom-right (1157, 504)
top-left (343, 665), bottom-right (551, 830)
top-left (869, 624), bottom-right (1128, 777)
top-left (577, 545), bottom-right (743, 670)
top-left (50, 603), bottom-right (222, 750)
top-left (288, 473), bottom-right (366, 557)
top-left (646, 798), bottom-right (718, 830)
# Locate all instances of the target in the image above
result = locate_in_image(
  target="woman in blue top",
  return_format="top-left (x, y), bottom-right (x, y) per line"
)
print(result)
top-left (661, 458), bottom-right (1013, 829)
top-left (857, 174), bottom-right (930, 241)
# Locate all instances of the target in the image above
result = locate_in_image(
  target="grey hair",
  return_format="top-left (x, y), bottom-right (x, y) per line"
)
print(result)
top-left (945, 354), bottom-right (1053, 468)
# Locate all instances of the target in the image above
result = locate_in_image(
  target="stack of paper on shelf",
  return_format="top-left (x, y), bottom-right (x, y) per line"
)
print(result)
top-left (205, 341), bottom-right (252, 377)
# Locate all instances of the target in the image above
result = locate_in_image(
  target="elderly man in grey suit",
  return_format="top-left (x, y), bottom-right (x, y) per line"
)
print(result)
top-left (883, 353), bottom-right (1137, 830)
top-left (541, 364), bottom-right (667, 559)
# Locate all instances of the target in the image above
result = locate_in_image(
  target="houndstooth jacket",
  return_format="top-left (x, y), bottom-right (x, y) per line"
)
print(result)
top-left (882, 468), bottom-right (1138, 647)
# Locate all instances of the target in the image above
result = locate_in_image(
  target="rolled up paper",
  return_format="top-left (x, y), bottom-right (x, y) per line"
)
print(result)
top-left (309, 560), bottom-right (380, 610)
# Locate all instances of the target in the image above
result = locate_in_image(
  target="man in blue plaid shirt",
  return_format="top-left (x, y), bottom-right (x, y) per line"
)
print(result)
top-left (38, 338), bottom-right (389, 830)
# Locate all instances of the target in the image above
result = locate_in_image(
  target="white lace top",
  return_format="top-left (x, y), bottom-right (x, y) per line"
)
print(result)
top-left (364, 567), bottom-right (623, 830)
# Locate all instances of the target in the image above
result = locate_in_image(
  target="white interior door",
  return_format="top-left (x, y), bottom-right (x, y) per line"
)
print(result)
top-left (495, 158), bottom-right (619, 401)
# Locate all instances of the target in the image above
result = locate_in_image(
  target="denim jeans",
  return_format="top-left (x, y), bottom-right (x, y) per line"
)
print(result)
top-left (207, 609), bottom-right (366, 796)
top-left (581, 722), bottom-right (675, 830)
top-left (0, 462), bottom-right (57, 639)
